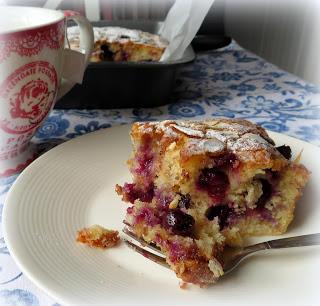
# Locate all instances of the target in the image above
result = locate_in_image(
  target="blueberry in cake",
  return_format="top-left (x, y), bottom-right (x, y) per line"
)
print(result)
top-left (116, 119), bottom-right (309, 285)
top-left (67, 26), bottom-right (168, 62)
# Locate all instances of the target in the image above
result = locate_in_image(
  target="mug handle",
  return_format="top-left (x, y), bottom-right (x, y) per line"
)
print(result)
top-left (56, 14), bottom-right (94, 101)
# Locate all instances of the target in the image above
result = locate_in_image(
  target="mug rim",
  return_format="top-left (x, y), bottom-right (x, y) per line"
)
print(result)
top-left (0, 6), bottom-right (65, 35)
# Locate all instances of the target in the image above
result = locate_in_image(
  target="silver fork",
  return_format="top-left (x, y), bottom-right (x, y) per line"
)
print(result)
top-left (123, 223), bottom-right (320, 275)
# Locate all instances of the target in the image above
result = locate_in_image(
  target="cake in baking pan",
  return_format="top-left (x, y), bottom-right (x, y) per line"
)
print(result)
top-left (67, 26), bottom-right (168, 62)
top-left (116, 119), bottom-right (309, 285)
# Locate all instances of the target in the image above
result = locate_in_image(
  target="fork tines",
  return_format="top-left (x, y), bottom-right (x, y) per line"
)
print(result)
top-left (122, 221), bottom-right (169, 268)
top-left (122, 226), bottom-right (164, 256)
top-left (124, 240), bottom-right (169, 268)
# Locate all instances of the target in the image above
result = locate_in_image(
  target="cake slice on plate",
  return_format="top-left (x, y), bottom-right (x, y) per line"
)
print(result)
top-left (116, 119), bottom-right (309, 285)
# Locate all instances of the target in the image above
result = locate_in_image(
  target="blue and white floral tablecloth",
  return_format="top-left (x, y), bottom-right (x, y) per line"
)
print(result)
top-left (1, 41), bottom-right (320, 306)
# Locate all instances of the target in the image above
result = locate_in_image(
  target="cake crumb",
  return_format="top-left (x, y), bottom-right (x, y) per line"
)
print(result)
top-left (179, 281), bottom-right (188, 290)
top-left (76, 224), bottom-right (120, 249)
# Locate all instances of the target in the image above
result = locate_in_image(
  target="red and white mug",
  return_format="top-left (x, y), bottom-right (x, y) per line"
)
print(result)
top-left (0, 6), bottom-right (94, 177)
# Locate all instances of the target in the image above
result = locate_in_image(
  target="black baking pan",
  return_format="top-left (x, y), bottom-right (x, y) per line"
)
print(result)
top-left (55, 20), bottom-right (196, 109)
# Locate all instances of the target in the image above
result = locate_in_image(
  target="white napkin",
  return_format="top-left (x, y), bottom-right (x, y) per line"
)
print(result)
top-left (159, 0), bottom-right (215, 62)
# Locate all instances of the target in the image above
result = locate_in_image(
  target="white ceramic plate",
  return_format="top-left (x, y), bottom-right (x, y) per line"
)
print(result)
top-left (3, 125), bottom-right (320, 306)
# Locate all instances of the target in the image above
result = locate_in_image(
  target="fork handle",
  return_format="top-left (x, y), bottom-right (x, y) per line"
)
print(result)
top-left (265, 233), bottom-right (320, 249)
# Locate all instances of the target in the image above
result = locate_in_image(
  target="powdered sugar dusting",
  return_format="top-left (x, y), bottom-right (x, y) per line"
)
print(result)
top-left (172, 124), bottom-right (204, 137)
top-left (214, 122), bottom-right (252, 134)
top-left (137, 121), bottom-right (180, 137)
top-left (133, 119), bottom-right (278, 155)
top-left (176, 120), bottom-right (207, 130)
top-left (228, 133), bottom-right (270, 151)
top-left (163, 127), bottom-right (179, 138)
top-left (205, 130), bottom-right (239, 142)
top-left (186, 139), bottom-right (225, 154)
top-left (137, 125), bottom-right (153, 134)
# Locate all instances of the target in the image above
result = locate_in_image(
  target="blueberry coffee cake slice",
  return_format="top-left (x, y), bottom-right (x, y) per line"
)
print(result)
top-left (68, 26), bottom-right (168, 62)
top-left (116, 119), bottom-right (309, 285)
